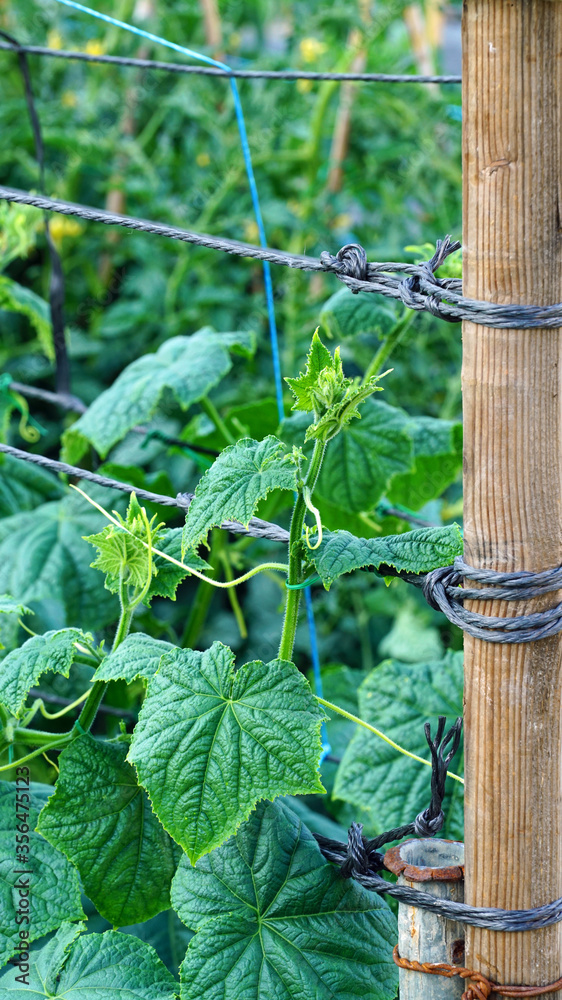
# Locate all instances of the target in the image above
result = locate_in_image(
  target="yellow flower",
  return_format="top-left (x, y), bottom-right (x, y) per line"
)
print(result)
top-left (47, 30), bottom-right (64, 51)
top-left (84, 40), bottom-right (105, 56)
top-left (196, 152), bottom-right (211, 168)
top-left (244, 220), bottom-right (260, 243)
top-left (61, 91), bottom-right (77, 108)
top-left (49, 217), bottom-right (83, 245)
top-left (299, 37), bottom-right (327, 64)
top-left (297, 78), bottom-right (313, 94)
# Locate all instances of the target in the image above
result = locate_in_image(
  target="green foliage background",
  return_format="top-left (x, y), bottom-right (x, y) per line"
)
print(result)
top-left (0, 0), bottom-right (464, 992)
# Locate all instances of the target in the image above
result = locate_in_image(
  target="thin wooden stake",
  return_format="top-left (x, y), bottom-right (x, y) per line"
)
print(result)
top-left (462, 0), bottom-right (562, 986)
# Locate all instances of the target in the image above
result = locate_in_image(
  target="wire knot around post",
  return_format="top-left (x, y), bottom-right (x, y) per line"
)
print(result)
top-left (398, 235), bottom-right (462, 313)
top-left (421, 557), bottom-right (562, 643)
top-left (339, 822), bottom-right (386, 878)
top-left (319, 243), bottom-right (369, 288)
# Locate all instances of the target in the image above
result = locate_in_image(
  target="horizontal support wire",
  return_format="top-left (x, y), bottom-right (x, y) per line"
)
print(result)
top-left (0, 39), bottom-right (461, 83)
top-left (0, 442), bottom-right (289, 543)
top-left (3, 188), bottom-right (562, 328)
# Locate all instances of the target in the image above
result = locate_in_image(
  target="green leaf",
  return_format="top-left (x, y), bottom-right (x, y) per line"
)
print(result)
top-left (309, 523), bottom-right (463, 589)
top-left (333, 652), bottom-right (464, 839)
top-left (387, 417), bottom-right (462, 510)
top-left (0, 276), bottom-right (53, 360)
top-left (93, 633), bottom-right (174, 684)
top-left (378, 602), bottom-right (444, 663)
top-left (148, 528), bottom-right (210, 602)
top-left (62, 328), bottom-right (253, 464)
top-left (128, 642), bottom-right (325, 863)
top-left (0, 783), bottom-right (84, 970)
top-left (37, 735), bottom-right (182, 927)
top-left (115, 911), bottom-right (192, 978)
top-left (184, 398), bottom-right (280, 453)
top-left (320, 288), bottom-right (399, 340)
top-left (85, 494), bottom-right (164, 596)
top-left (285, 329), bottom-right (337, 412)
top-left (172, 799), bottom-right (397, 1000)
top-left (0, 487), bottom-right (127, 633)
top-left (315, 398), bottom-right (414, 512)
top-left (181, 437), bottom-right (296, 554)
top-left (0, 924), bottom-right (178, 998)
top-left (0, 456), bottom-right (64, 518)
top-left (285, 331), bottom-right (384, 442)
top-left (0, 628), bottom-right (90, 717)
top-left (0, 596), bottom-right (32, 619)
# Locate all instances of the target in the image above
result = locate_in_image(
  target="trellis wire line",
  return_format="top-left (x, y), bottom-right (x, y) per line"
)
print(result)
top-left (48, 0), bottom-right (284, 424)
top-left (0, 40), bottom-right (462, 84)
top-left (0, 443), bottom-right (289, 543)
top-left (5, 188), bottom-right (562, 328)
top-left (2, 384), bottom-right (426, 527)
top-left (8, 380), bottom-right (86, 415)
top-left (317, 717), bottom-right (562, 931)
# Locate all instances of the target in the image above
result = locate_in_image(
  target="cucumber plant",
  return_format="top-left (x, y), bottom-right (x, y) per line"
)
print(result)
top-left (0, 330), bottom-right (464, 999)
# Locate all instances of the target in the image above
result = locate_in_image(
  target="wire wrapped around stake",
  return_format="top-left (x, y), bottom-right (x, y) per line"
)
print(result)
top-left (315, 716), bottom-right (562, 930)
top-left (386, 557), bottom-right (562, 643)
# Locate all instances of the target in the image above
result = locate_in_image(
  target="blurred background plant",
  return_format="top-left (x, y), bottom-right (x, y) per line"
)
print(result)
top-left (0, 0), bottom-right (464, 840)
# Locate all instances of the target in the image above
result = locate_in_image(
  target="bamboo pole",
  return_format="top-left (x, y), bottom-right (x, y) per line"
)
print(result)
top-left (462, 0), bottom-right (562, 987)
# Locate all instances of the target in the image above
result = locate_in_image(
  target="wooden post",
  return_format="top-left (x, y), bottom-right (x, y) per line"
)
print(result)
top-left (385, 839), bottom-right (465, 998)
top-left (462, 0), bottom-right (562, 987)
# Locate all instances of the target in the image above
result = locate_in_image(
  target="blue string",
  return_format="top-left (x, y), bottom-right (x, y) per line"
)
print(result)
top-left (50, 0), bottom-right (328, 755)
top-left (50, 0), bottom-right (284, 422)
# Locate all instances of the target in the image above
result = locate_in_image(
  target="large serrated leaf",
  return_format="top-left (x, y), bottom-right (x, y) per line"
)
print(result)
top-left (128, 642), bottom-right (325, 862)
top-left (0, 783), bottom-right (84, 970)
top-left (0, 924), bottom-right (178, 998)
top-left (0, 456), bottom-right (64, 518)
top-left (37, 735), bottom-right (182, 927)
top-left (333, 652), bottom-right (464, 839)
top-left (0, 628), bottom-right (89, 717)
top-left (310, 523), bottom-right (463, 589)
top-left (182, 436), bottom-right (296, 553)
top-left (93, 633), bottom-right (174, 684)
top-left (0, 486), bottom-right (127, 633)
top-left (315, 398), bottom-right (414, 512)
top-left (62, 328), bottom-right (254, 464)
top-left (172, 799), bottom-right (397, 1000)
top-left (388, 416), bottom-right (462, 510)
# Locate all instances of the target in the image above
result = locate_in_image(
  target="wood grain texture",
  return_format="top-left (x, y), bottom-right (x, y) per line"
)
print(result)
top-left (462, 0), bottom-right (562, 985)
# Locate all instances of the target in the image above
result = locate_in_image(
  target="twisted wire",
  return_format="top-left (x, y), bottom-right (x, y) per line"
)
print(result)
top-left (0, 39), bottom-right (461, 84)
top-left (315, 717), bottom-right (562, 930)
top-left (0, 443), bottom-right (289, 543)
top-left (3, 188), bottom-right (562, 328)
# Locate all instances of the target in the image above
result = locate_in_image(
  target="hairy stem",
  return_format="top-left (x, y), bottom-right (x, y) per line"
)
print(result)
top-left (200, 396), bottom-right (235, 446)
top-left (278, 440), bottom-right (326, 661)
top-left (363, 308), bottom-right (414, 383)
